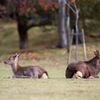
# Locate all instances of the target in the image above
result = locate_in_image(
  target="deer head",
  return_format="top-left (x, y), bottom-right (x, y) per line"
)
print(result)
top-left (94, 50), bottom-right (100, 58)
top-left (4, 53), bottom-right (20, 65)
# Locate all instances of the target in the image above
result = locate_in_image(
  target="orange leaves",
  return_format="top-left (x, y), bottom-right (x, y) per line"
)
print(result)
top-left (19, 0), bottom-right (36, 14)
top-left (70, 0), bottom-right (92, 3)
top-left (70, 0), bottom-right (75, 4)
top-left (39, 0), bottom-right (58, 11)
top-left (7, 0), bottom-right (58, 14)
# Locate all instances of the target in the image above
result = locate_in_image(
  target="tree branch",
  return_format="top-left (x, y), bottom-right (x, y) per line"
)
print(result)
top-left (27, 20), bottom-right (52, 30)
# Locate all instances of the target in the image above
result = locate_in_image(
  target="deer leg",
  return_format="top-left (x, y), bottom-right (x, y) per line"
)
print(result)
top-left (73, 71), bottom-right (83, 79)
top-left (41, 73), bottom-right (48, 79)
top-left (1, 76), bottom-right (13, 79)
top-left (94, 76), bottom-right (99, 78)
top-left (89, 75), bottom-right (99, 79)
top-left (88, 76), bottom-right (95, 79)
top-left (13, 75), bottom-right (31, 78)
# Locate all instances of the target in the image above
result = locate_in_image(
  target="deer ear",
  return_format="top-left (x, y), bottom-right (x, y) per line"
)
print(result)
top-left (14, 53), bottom-right (20, 57)
top-left (94, 50), bottom-right (99, 56)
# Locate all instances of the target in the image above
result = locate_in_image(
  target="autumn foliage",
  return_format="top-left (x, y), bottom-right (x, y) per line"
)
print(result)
top-left (70, 0), bottom-right (75, 3)
top-left (5, 0), bottom-right (58, 16)
top-left (0, 0), bottom-right (58, 18)
top-left (39, 0), bottom-right (58, 11)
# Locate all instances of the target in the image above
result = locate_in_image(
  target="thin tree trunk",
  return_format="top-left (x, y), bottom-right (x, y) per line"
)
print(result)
top-left (66, 3), bottom-right (70, 52)
top-left (81, 8), bottom-right (86, 33)
top-left (74, 3), bottom-right (79, 61)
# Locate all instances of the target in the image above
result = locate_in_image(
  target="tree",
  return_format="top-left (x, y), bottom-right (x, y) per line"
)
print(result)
top-left (1, 0), bottom-right (99, 50)
top-left (0, 0), bottom-right (57, 49)
top-left (57, 0), bottom-right (79, 52)
top-left (58, 0), bottom-right (67, 48)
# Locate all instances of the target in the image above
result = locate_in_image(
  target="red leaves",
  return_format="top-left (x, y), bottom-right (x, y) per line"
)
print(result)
top-left (70, 0), bottom-right (75, 4)
top-left (6, 0), bottom-right (57, 14)
top-left (19, 0), bottom-right (27, 13)
top-left (39, 0), bottom-right (57, 11)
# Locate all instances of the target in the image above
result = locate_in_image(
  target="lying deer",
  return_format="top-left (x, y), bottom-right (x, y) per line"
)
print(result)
top-left (4, 53), bottom-right (49, 79)
top-left (65, 50), bottom-right (100, 79)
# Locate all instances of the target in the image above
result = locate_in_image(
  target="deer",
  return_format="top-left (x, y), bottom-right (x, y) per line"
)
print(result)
top-left (4, 53), bottom-right (49, 79)
top-left (65, 50), bottom-right (100, 79)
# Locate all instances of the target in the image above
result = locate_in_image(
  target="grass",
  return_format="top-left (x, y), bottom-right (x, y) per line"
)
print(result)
top-left (0, 78), bottom-right (100, 100)
top-left (0, 21), bottom-right (100, 100)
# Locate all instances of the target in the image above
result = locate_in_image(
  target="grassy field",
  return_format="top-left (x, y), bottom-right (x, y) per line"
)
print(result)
top-left (0, 22), bottom-right (100, 100)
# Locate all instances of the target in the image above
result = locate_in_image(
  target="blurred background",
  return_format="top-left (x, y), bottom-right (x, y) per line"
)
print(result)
top-left (0, 0), bottom-right (100, 55)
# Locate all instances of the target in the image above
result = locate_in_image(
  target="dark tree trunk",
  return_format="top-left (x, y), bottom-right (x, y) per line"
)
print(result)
top-left (72, 27), bottom-right (83, 45)
top-left (18, 29), bottom-right (28, 49)
top-left (17, 17), bottom-right (28, 49)
top-left (16, 15), bottom-right (52, 49)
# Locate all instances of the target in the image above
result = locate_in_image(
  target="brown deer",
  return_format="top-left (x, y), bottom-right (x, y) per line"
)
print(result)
top-left (65, 50), bottom-right (100, 79)
top-left (4, 53), bottom-right (49, 79)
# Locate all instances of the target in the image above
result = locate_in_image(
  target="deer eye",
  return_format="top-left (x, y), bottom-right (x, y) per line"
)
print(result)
top-left (8, 57), bottom-right (11, 60)
top-left (13, 55), bottom-right (16, 58)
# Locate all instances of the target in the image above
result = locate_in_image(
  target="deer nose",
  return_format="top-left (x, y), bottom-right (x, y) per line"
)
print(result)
top-left (4, 60), bottom-right (7, 64)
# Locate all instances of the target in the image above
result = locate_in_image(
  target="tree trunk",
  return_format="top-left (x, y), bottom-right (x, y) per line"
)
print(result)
top-left (18, 29), bottom-right (28, 49)
top-left (17, 17), bottom-right (28, 49)
top-left (66, 4), bottom-right (70, 52)
top-left (58, 0), bottom-right (67, 48)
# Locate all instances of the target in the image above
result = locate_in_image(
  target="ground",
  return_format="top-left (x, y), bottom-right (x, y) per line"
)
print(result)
top-left (0, 21), bottom-right (100, 100)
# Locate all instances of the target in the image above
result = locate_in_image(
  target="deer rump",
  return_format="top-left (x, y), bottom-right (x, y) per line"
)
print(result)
top-left (14, 66), bottom-right (48, 79)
